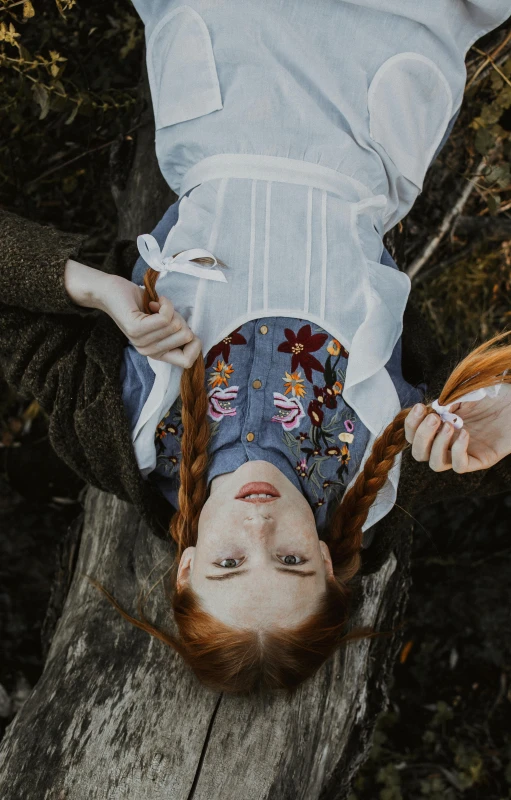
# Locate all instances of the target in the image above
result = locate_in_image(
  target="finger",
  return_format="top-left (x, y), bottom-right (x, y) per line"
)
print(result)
top-left (142, 326), bottom-right (195, 358)
top-left (155, 295), bottom-right (176, 324)
top-left (404, 403), bottom-right (427, 444)
top-left (451, 428), bottom-right (471, 473)
top-left (411, 412), bottom-right (442, 462)
top-left (130, 308), bottom-right (188, 346)
top-left (155, 337), bottom-right (202, 368)
top-left (428, 422), bottom-right (454, 472)
top-left (133, 315), bottom-right (185, 347)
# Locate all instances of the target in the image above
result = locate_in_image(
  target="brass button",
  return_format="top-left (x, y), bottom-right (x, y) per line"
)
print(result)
top-left (246, 432), bottom-right (255, 442)
top-left (252, 379), bottom-right (262, 390)
top-left (259, 325), bottom-right (268, 335)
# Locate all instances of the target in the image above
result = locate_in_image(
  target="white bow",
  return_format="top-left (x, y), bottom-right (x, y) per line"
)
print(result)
top-left (431, 383), bottom-right (504, 429)
top-left (137, 234), bottom-right (227, 283)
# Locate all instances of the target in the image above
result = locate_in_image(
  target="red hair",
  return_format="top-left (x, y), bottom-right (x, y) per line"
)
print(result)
top-left (93, 263), bottom-right (511, 693)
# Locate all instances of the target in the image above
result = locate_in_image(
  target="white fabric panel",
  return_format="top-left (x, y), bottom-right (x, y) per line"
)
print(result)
top-left (368, 53), bottom-right (453, 190)
top-left (146, 5), bottom-right (223, 130)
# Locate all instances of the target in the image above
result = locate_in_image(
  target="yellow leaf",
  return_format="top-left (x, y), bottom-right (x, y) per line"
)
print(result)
top-left (23, 1), bottom-right (35, 18)
top-left (50, 63), bottom-right (59, 77)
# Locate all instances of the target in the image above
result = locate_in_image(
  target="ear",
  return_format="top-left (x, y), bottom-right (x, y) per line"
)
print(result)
top-left (319, 540), bottom-right (334, 580)
top-left (176, 546), bottom-right (196, 591)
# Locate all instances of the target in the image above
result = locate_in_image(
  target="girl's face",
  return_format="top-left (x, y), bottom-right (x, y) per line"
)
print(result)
top-left (177, 461), bottom-right (333, 629)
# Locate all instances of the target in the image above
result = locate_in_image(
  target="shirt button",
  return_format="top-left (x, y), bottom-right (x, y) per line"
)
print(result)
top-left (252, 379), bottom-right (262, 389)
top-left (259, 325), bottom-right (268, 335)
top-left (246, 432), bottom-right (255, 442)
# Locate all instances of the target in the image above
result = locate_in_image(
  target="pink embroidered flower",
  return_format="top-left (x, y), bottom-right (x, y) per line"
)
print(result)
top-left (271, 392), bottom-right (306, 431)
top-left (344, 419), bottom-right (355, 433)
top-left (207, 386), bottom-right (239, 421)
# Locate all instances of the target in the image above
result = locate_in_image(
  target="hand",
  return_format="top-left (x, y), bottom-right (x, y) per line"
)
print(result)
top-left (404, 384), bottom-right (511, 473)
top-left (101, 275), bottom-right (202, 368)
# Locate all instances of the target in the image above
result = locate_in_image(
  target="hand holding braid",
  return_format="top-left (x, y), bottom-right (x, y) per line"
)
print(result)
top-left (327, 330), bottom-right (511, 579)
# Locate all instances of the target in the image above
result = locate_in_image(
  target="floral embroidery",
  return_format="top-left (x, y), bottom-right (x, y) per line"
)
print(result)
top-left (208, 360), bottom-right (235, 388)
top-left (271, 392), bottom-right (306, 431)
top-left (295, 457), bottom-right (308, 478)
top-left (327, 338), bottom-right (349, 359)
top-left (277, 325), bottom-right (328, 382)
top-left (205, 326), bottom-right (247, 369)
top-left (282, 371), bottom-right (306, 398)
top-left (208, 386), bottom-right (239, 421)
top-left (153, 320), bottom-right (361, 522)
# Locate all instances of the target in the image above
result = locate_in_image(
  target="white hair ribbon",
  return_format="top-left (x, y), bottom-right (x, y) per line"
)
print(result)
top-left (431, 382), bottom-right (504, 429)
top-left (137, 234), bottom-right (227, 283)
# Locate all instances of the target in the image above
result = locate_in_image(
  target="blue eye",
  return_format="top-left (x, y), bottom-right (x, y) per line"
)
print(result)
top-left (279, 555), bottom-right (305, 566)
top-left (218, 558), bottom-right (243, 568)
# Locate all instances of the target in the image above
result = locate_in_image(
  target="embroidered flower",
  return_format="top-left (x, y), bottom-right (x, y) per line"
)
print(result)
top-left (325, 446), bottom-right (341, 457)
top-left (333, 381), bottom-right (343, 395)
top-left (307, 398), bottom-right (324, 427)
top-left (327, 339), bottom-right (340, 356)
top-left (207, 386), bottom-right (239, 421)
top-left (208, 360), bottom-right (234, 388)
top-left (344, 419), bottom-right (355, 433)
top-left (313, 498), bottom-right (325, 509)
top-left (277, 324), bottom-right (328, 382)
top-left (156, 421), bottom-right (179, 440)
top-left (313, 384), bottom-right (337, 409)
top-left (271, 392), bottom-right (306, 431)
top-left (295, 457), bottom-right (309, 478)
top-left (205, 326), bottom-right (247, 369)
top-left (302, 445), bottom-right (322, 461)
top-left (282, 371), bottom-right (306, 398)
top-left (338, 432), bottom-right (354, 443)
top-left (338, 444), bottom-right (351, 467)
top-left (295, 432), bottom-right (310, 442)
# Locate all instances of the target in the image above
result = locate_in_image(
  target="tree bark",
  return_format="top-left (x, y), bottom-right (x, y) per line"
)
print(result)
top-left (0, 66), bottom-right (413, 800)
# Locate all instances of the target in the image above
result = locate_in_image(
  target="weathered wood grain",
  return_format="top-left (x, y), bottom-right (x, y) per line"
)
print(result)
top-left (0, 486), bottom-right (411, 800)
top-left (0, 63), bottom-right (413, 799)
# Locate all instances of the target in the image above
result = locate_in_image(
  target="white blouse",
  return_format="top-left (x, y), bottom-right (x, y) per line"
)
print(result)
top-left (129, 0), bottom-right (510, 531)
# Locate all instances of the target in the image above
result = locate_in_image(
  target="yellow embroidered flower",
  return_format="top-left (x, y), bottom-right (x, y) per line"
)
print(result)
top-left (208, 360), bottom-right (234, 388)
top-left (327, 339), bottom-right (341, 356)
top-left (282, 371), bottom-right (306, 398)
top-left (338, 444), bottom-right (351, 463)
top-left (333, 381), bottom-right (343, 395)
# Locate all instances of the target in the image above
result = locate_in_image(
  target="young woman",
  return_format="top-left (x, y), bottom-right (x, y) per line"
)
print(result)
top-left (1, 0), bottom-right (511, 693)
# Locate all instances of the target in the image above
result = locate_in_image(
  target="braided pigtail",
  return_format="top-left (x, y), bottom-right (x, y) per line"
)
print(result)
top-left (327, 330), bottom-right (511, 581)
top-left (141, 259), bottom-right (212, 560)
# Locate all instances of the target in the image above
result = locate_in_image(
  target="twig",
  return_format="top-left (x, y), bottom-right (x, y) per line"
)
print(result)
top-left (466, 29), bottom-right (511, 90)
top-left (25, 122), bottom-right (143, 188)
top-left (406, 157), bottom-right (491, 280)
top-left (472, 46), bottom-right (511, 89)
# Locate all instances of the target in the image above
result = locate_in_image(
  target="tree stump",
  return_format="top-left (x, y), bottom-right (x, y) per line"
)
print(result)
top-left (0, 67), bottom-right (414, 800)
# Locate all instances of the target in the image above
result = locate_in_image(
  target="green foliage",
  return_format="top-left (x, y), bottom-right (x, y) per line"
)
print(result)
top-left (0, 0), bottom-right (144, 254)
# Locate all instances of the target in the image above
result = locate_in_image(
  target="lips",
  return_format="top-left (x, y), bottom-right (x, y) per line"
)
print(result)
top-left (235, 482), bottom-right (281, 503)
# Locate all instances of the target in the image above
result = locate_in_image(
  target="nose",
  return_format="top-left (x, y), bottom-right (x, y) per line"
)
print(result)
top-left (243, 509), bottom-right (274, 530)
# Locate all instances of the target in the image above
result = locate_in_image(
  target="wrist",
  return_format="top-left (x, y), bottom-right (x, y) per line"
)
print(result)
top-left (64, 259), bottom-right (114, 311)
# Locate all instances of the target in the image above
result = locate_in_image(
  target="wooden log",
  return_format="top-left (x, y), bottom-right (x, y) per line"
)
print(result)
top-left (0, 65), bottom-right (413, 799)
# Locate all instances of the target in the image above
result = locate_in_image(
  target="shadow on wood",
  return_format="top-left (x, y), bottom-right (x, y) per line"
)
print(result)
top-left (0, 64), bottom-right (413, 799)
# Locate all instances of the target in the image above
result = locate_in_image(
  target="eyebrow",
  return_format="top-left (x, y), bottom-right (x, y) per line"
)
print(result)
top-left (205, 568), bottom-right (317, 581)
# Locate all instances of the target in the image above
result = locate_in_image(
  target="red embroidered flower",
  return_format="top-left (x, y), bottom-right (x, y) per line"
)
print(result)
top-left (277, 325), bottom-right (328, 382)
top-left (307, 398), bottom-right (324, 427)
top-left (205, 326), bottom-right (247, 368)
top-left (313, 384), bottom-right (337, 409)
